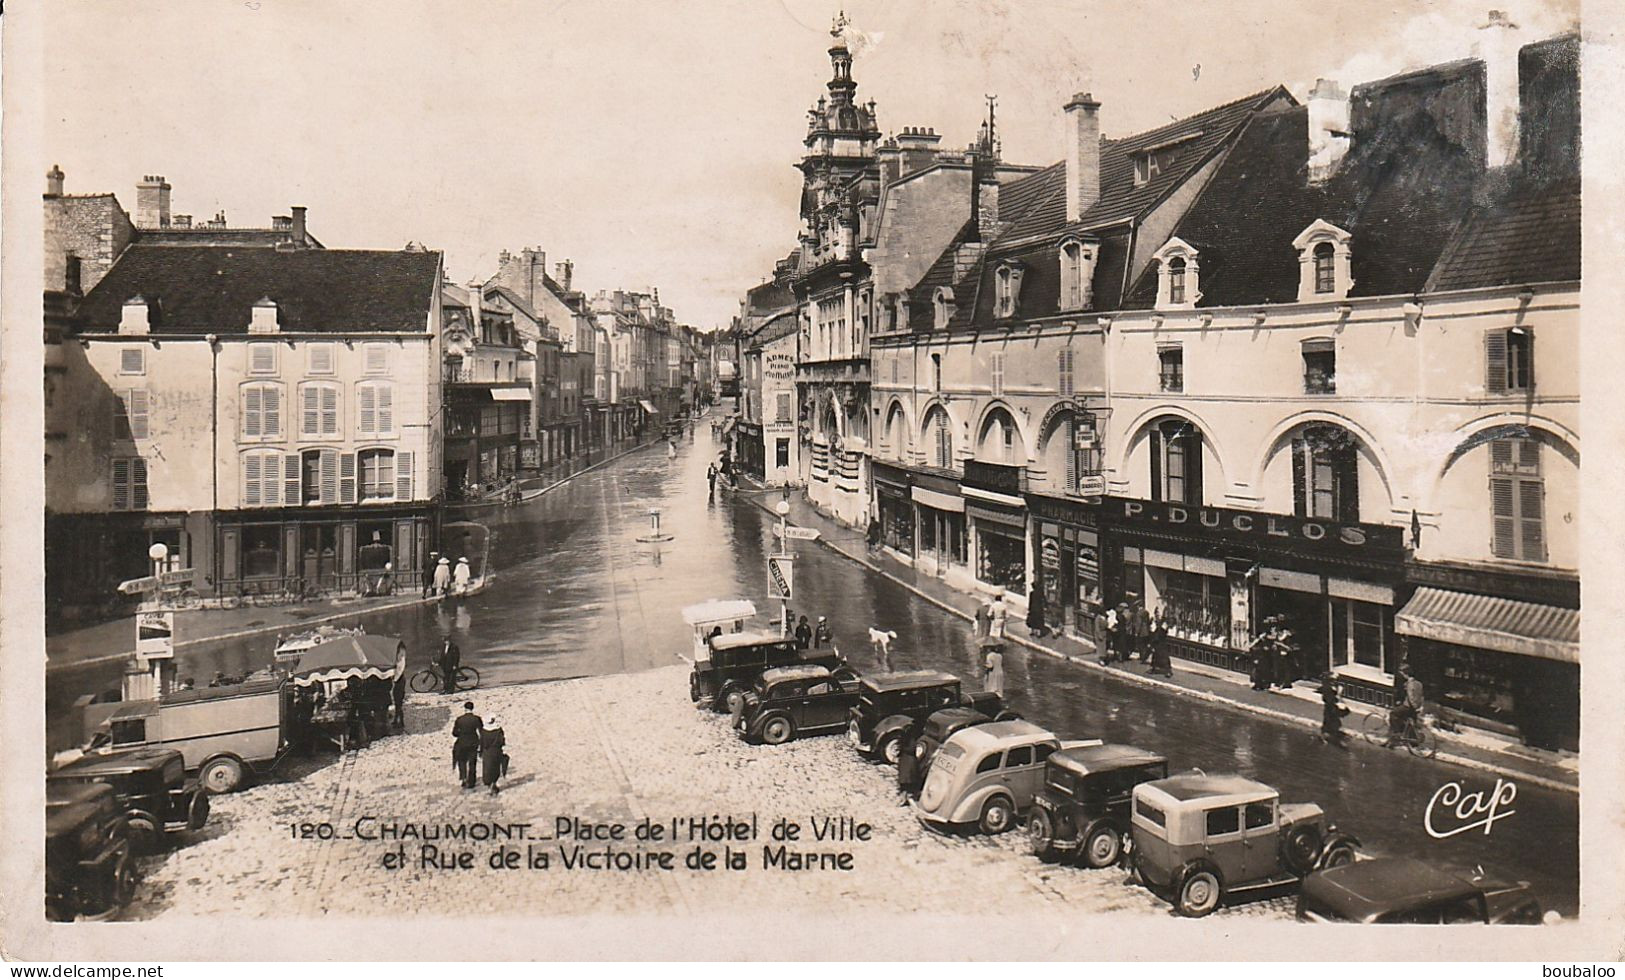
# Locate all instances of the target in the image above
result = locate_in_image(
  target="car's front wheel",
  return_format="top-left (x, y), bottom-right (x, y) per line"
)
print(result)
top-left (876, 733), bottom-right (902, 766)
top-left (1028, 807), bottom-right (1060, 862)
top-left (761, 715), bottom-right (794, 745)
top-left (1083, 823), bottom-right (1123, 869)
top-left (978, 795), bottom-right (1016, 836)
top-left (199, 756), bottom-right (245, 794)
top-left (124, 815), bottom-right (160, 855)
top-left (721, 686), bottom-right (747, 717)
top-left (1176, 868), bottom-right (1222, 917)
top-left (1320, 841), bottom-right (1357, 869)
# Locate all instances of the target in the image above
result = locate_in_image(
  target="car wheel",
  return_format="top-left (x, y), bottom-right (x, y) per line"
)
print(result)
top-left (1283, 826), bottom-right (1323, 877)
top-left (994, 709), bottom-right (1021, 722)
top-left (761, 715), bottom-right (794, 745)
top-left (876, 734), bottom-right (902, 766)
top-left (1320, 842), bottom-right (1357, 869)
top-left (688, 673), bottom-right (701, 703)
top-left (1083, 824), bottom-right (1123, 869)
top-left (124, 815), bottom-right (160, 856)
top-left (1028, 807), bottom-right (1060, 862)
top-left (1176, 868), bottom-right (1222, 917)
top-left (722, 687), bottom-right (747, 717)
top-left (199, 756), bottom-right (245, 795)
top-left (978, 795), bottom-right (1016, 836)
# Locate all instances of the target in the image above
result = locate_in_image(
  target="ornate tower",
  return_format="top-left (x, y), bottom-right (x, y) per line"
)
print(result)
top-left (798, 10), bottom-right (882, 262)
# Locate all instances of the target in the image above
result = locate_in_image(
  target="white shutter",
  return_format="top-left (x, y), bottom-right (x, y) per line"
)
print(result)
top-left (320, 449), bottom-right (338, 504)
top-left (321, 385), bottom-right (338, 435)
top-left (359, 384), bottom-right (376, 434)
top-left (243, 454), bottom-right (262, 507)
top-left (365, 344), bottom-right (388, 374)
top-left (112, 459), bottom-right (130, 510)
top-left (992, 353), bottom-right (1005, 397)
top-left (261, 453), bottom-right (280, 506)
top-left (262, 385), bottom-right (281, 437)
top-left (285, 453), bottom-right (302, 505)
top-left (127, 388), bottom-right (150, 439)
top-left (250, 344), bottom-right (276, 374)
top-left (243, 386), bottom-right (262, 437)
top-left (309, 343), bottom-right (333, 374)
top-left (339, 452), bottom-right (357, 503)
top-left (376, 384), bottom-right (393, 433)
top-left (302, 385), bottom-right (319, 436)
top-left (395, 450), bottom-right (413, 501)
top-left (120, 348), bottom-right (145, 374)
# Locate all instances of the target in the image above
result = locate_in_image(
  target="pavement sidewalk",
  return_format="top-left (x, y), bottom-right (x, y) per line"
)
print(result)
top-left (735, 477), bottom-right (1579, 793)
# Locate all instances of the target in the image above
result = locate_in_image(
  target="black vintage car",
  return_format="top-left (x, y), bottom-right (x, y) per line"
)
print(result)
top-left (1028, 743), bottom-right (1169, 868)
top-left (46, 783), bottom-right (138, 922)
top-left (848, 670), bottom-right (1014, 765)
top-left (49, 747), bottom-right (210, 854)
top-left (691, 631), bottom-right (852, 715)
top-left (734, 665), bottom-right (861, 745)
top-left (1297, 857), bottom-right (1547, 924)
top-left (897, 705), bottom-right (1000, 798)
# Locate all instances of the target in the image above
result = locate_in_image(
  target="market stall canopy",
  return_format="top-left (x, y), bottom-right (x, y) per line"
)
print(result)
top-left (681, 598), bottom-right (757, 626)
top-left (290, 634), bottom-right (407, 687)
top-left (1395, 587), bottom-right (1579, 664)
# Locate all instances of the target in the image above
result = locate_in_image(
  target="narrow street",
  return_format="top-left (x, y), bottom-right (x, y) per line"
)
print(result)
top-left (49, 421), bottom-right (1579, 915)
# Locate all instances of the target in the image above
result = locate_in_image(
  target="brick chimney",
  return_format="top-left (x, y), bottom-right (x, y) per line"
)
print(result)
top-left (877, 138), bottom-right (901, 183)
top-left (291, 206), bottom-right (308, 243)
top-left (46, 165), bottom-right (65, 197)
top-left (1307, 79), bottom-right (1351, 183)
top-left (555, 260), bottom-right (573, 293)
top-left (1474, 9), bottom-right (1523, 167)
top-left (896, 126), bottom-right (942, 177)
top-left (120, 296), bottom-right (151, 335)
top-left (135, 175), bottom-right (172, 228)
top-left (1064, 93), bottom-right (1102, 224)
top-left (466, 280), bottom-right (484, 337)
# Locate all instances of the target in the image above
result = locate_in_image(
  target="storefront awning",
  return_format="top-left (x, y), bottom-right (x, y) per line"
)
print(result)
top-left (912, 486), bottom-right (964, 513)
top-left (1395, 587), bottom-right (1579, 664)
top-left (639, 399), bottom-right (659, 414)
top-left (490, 388), bottom-right (531, 401)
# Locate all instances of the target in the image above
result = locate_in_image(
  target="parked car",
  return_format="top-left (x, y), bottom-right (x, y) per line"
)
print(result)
top-left (847, 670), bottom-right (1014, 765)
top-left (897, 706), bottom-right (1002, 798)
top-left (915, 720), bottom-right (1101, 835)
top-left (48, 746), bottom-right (210, 854)
top-left (45, 783), bottom-right (137, 922)
top-left (1297, 857), bottom-right (1546, 924)
top-left (1029, 743), bottom-right (1169, 868)
top-left (82, 677), bottom-right (290, 793)
top-left (691, 631), bottom-right (852, 714)
top-left (680, 598), bottom-right (757, 666)
top-left (734, 664), bottom-right (861, 745)
top-left (1129, 772), bottom-right (1360, 917)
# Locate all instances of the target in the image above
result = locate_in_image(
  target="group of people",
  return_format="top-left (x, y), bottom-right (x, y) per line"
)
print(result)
top-left (450, 701), bottom-right (507, 795)
top-left (1248, 617), bottom-right (1303, 691)
top-left (788, 611), bottom-right (834, 651)
top-left (422, 552), bottom-right (475, 598)
top-left (1093, 599), bottom-right (1175, 677)
top-left (973, 591), bottom-right (1010, 698)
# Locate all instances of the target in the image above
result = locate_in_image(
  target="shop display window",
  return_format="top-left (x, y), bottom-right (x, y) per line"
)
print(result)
top-left (1330, 598), bottom-right (1388, 672)
top-left (1151, 568), bottom-right (1228, 637)
top-left (977, 529), bottom-right (1026, 595)
top-left (242, 525), bottom-right (281, 580)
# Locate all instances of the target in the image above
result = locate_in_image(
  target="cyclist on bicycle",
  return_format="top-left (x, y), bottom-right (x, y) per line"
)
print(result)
top-left (438, 637), bottom-right (462, 696)
top-left (1385, 668), bottom-right (1425, 748)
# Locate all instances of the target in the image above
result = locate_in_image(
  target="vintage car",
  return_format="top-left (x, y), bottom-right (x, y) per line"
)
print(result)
top-left (48, 746), bottom-right (210, 854)
top-left (1029, 743), bottom-right (1169, 868)
top-left (681, 598), bottom-right (757, 666)
top-left (45, 783), bottom-right (137, 922)
top-left (897, 706), bottom-right (1002, 798)
top-left (1129, 772), bottom-right (1360, 917)
top-left (733, 664), bottom-right (861, 745)
top-left (846, 670), bottom-right (1014, 765)
top-left (691, 630), bottom-right (851, 714)
top-left (915, 720), bottom-right (1102, 835)
top-left (1297, 857), bottom-right (1546, 924)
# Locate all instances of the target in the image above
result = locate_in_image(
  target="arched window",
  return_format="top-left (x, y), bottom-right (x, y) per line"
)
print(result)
top-left (1313, 242), bottom-right (1336, 294)
top-left (1168, 257), bottom-right (1187, 305)
top-left (1292, 425), bottom-right (1359, 522)
top-left (1149, 419), bottom-right (1203, 505)
top-left (927, 408), bottom-right (954, 469)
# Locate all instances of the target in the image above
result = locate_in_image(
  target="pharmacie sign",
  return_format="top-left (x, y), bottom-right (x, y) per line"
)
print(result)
top-left (1105, 496), bottom-right (1404, 559)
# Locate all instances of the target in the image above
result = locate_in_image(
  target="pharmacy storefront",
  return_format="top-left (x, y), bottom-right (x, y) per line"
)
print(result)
top-left (1025, 493), bottom-right (1103, 637)
top-left (1100, 496), bottom-right (1407, 702)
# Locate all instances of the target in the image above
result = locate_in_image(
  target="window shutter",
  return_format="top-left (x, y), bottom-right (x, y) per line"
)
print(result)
top-left (320, 449), bottom-right (338, 504)
top-left (1291, 438), bottom-right (1307, 517)
top-left (261, 453), bottom-right (280, 506)
top-left (250, 344), bottom-right (275, 374)
top-left (366, 344), bottom-right (388, 374)
top-left (121, 349), bottom-right (144, 374)
top-left (1491, 477), bottom-right (1516, 557)
top-left (1149, 427), bottom-right (1164, 502)
top-left (310, 344), bottom-right (333, 374)
top-left (1518, 480), bottom-right (1545, 560)
top-left (359, 385), bottom-right (376, 434)
top-left (1485, 329), bottom-right (1508, 393)
top-left (992, 354), bottom-right (1005, 397)
top-left (243, 386), bottom-right (262, 437)
top-left (128, 389), bottom-right (149, 439)
top-left (243, 454), bottom-right (261, 507)
top-left (395, 450), bottom-right (414, 501)
top-left (1336, 445), bottom-right (1360, 524)
top-left (321, 385), bottom-right (338, 435)
top-left (302, 385), bottom-right (319, 436)
top-left (132, 458), bottom-right (147, 509)
top-left (1064, 420), bottom-right (1077, 492)
top-left (339, 451), bottom-right (357, 503)
top-left (1490, 439), bottom-right (1513, 469)
top-left (1517, 438), bottom-right (1540, 471)
top-left (111, 458), bottom-right (128, 510)
top-left (263, 385), bottom-right (281, 437)
top-left (1524, 328), bottom-right (1535, 389)
top-left (1184, 428), bottom-right (1203, 506)
top-left (377, 384), bottom-right (393, 433)
top-left (284, 454), bottom-right (302, 505)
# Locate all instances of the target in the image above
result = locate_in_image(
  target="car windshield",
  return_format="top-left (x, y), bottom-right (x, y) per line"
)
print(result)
top-left (1046, 769), bottom-right (1075, 797)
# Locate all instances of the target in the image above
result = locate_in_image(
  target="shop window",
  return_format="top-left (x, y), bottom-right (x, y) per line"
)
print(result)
top-left (1292, 426), bottom-right (1359, 522)
top-left (1158, 348), bottom-right (1183, 392)
top-left (1149, 420), bottom-right (1202, 505)
top-left (242, 525), bottom-right (281, 580)
top-left (1330, 598), bottom-right (1387, 672)
top-left (360, 449), bottom-right (396, 500)
top-left (1486, 327), bottom-right (1534, 393)
top-left (1490, 438), bottom-right (1544, 561)
top-left (111, 457), bottom-right (148, 511)
top-left (1302, 339), bottom-right (1336, 394)
top-left (1152, 567), bottom-right (1227, 635)
top-left (976, 526), bottom-right (1026, 595)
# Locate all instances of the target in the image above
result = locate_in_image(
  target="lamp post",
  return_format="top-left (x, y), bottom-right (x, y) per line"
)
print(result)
top-left (776, 500), bottom-right (791, 636)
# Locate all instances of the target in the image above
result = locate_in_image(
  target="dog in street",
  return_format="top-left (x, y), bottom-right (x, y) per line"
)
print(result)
top-left (868, 628), bottom-right (897, 669)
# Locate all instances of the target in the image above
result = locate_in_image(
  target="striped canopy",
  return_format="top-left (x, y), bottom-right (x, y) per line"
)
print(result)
top-left (290, 634), bottom-right (406, 687)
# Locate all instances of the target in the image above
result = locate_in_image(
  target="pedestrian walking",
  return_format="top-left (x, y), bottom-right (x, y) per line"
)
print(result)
top-left (794, 615), bottom-right (812, 650)
top-left (706, 462), bottom-right (717, 495)
top-left (1093, 606), bottom-right (1112, 663)
top-left (422, 551), bottom-right (440, 598)
top-left (983, 642), bottom-right (1006, 699)
top-left (451, 701), bottom-right (483, 790)
top-left (667, 439), bottom-right (678, 459)
top-left (1112, 601), bottom-right (1132, 662)
top-left (813, 615), bottom-right (833, 650)
top-left (1026, 576), bottom-right (1048, 639)
top-left (453, 556), bottom-right (473, 595)
top-left (866, 517), bottom-right (882, 554)
top-left (1318, 674), bottom-right (1349, 746)
top-left (989, 589), bottom-right (1008, 640)
top-left (1147, 613), bottom-right (1174, 676)
top-left (1129, 598), bottom-right (1152, 662)
top-left (975, 599), bottom-right (993, 640)
top-left (438, 636), bottom-right (462, 695)
top-left (1274, 623), bottom-right (1298, 689)
top-left (481, 715), bottom-right (508, 795)
top-left (431, 556), bottom-right (452, 596)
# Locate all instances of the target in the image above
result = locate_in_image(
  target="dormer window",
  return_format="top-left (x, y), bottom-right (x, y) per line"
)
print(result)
top-left (1151, 238), bottom-right (1200, 310)
top-left (994, 262), bottom-right (1025, 319)
top-left (1292, 219), bottom-right (1354, 302)
top-left (932, 287), bottom-right (955, 330)
top-left (1133, 152), bottom-right (1162, 186)
top-left (1058, 238), bottom-right (1098, 311)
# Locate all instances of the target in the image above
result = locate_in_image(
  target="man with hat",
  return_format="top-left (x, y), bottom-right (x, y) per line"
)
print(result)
top-left (422, 550), bottom-right (440, 598)
top-left (813, 616), bottom-right (833, 650)
top-left (451, 701), bottom-right (483, 790)
top-left (452, 556), bottom-right (473, 595)
top-left (438, 635), bottom-right (462, 695)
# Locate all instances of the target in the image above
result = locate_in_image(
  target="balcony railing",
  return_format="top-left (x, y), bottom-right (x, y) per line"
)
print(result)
top-left (963, 459), bottom-right (1026, 496)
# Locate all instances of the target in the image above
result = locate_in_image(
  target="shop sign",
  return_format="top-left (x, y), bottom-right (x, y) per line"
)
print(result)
top-left (1041, 537), bottom-right (1062, 571)
top-left (1105, 496), bottom-right (1405, 558)
top-left (764, 352), bottom-right (796, 382)
top-left (1025, 493), bottom-right (1098, 529)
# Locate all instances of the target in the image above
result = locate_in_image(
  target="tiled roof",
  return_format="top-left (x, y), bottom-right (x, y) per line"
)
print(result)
top-left (1426, 178), bottom-right (1580, 291)
top-left (485, 284), bottom-right (542, 324)
top-left (904, 220), bottom-right (980, 330)
top-left (138, 228), bottom-right (325, 248)
top-left (77, 245), bottom-right (441, 334)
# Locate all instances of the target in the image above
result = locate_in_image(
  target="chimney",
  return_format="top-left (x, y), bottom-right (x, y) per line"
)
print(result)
top-left (1307, 79), bottom-right (1351, 183)
top-left (877, 138), bottom-right (901, 183)
top-left (1475, 9), bottom-right (1523, 167)
top-left (499, 249), bottom-right (512, 266)
top-left (466, 280), bottom-right (483, 336)
top-left (173, 214), bottom-right (192, 228)
top-left (135, 175), bottom-right (172, 228)
top-left (272, 215), bottom-right (293, 230)
top-left (120, 296), bottom-right (151, 335)
top-left (249, 297), bottom-right (279, 334)
top-left (555, 260), bottom-right (573, 293)
top-left (45, 165), bottom-right (65, 197)
top-left (290, 206), bottom-right (307, 242)
top-left (533, 249), bottom-right (547, 302)
top-left (895, 126), bottom-right (942, 177)
top-left (1064, 93), bottom-right (1102, 223)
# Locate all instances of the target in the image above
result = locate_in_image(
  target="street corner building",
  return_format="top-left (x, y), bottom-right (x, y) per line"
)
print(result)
top-left (733, 17), bottom-right (1580, 752)
top-left (44, 194), bottom-right (447, 617)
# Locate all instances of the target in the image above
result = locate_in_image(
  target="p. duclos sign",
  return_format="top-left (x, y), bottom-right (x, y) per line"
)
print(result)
top-left (1105, 496), bottom-right (1404, 558)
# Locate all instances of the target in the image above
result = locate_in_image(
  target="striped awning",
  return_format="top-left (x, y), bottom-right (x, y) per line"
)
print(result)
top-left (1395, 587), bottom-right (1579, 664)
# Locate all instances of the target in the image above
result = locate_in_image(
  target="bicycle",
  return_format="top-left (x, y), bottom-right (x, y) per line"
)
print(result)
top-left (1359, 710), bottom-right (1438, 758)
top-left (408, 664), bottom-right (481, 694)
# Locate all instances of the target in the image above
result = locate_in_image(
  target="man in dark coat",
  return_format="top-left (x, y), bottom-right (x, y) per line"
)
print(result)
top-left (1249, 629), bottom-right (1275, 691)
top-left (451, 701), bottom-right (483, 790)
top-left (813, 616), bottom-right (833, 649)
top-left (1130, 600), bottom-right (1152, 662)
top-left (438, 637), bottom-right (461, 695)
top-left (1319, 674), bottom-right (1349, 746)
top-left (391, 671), bottom-right (407, 731)
top-left (794, 615), bottom-right (813, 651)
top-left (1147, 614), bottom-right (1173, 676)
top-left (1026, 576), bottom-right (1048, 639)
top-left (422, 551), bottom-right (440, 599)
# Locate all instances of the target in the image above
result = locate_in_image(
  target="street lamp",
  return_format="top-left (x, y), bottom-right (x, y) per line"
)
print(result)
top-left (148, 541), bottom-right (169, 576)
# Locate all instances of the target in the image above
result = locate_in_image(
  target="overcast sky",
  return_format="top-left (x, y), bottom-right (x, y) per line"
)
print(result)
top-left (46, 0), bottom-right (1577, 329)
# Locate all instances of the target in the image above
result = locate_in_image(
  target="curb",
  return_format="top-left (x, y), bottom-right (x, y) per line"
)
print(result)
top-left (740, 490), bottom-right (1579, 796)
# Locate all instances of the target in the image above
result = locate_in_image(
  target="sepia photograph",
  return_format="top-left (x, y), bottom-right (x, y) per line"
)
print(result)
top-left (3, 0), bottom-right (1621, 963)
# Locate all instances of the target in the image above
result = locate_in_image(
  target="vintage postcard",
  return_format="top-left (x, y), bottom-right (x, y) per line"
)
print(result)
top-left (3, 0), bottom-right (1622, 962)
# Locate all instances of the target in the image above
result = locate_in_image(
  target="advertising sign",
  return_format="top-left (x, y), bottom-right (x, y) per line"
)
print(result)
top-left (136, 610), bottom-right (174, 660)
top-left (767, 554), bottom-right (794, 599)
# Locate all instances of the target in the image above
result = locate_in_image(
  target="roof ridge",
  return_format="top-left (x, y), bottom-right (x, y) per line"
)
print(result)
top-left (1103, 86), bottom-right (1287, 149)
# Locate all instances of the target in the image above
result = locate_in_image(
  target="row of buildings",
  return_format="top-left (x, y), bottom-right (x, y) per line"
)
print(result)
top-left (727, 13), bottom-right (1580, 751)
top-left (43, 171), bottom-right (713, 624)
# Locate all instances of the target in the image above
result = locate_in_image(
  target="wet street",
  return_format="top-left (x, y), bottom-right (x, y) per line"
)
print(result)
top-left (48, 424), bottom-right (1579, 915)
